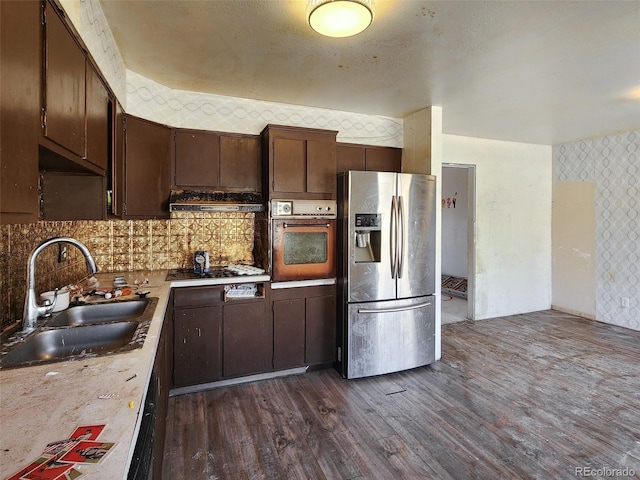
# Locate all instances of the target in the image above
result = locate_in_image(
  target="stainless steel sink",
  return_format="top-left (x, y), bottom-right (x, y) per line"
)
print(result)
top-left (47, 299), bottom-right (148, 327)
top-left (0, 322), bottom-right (138, 367)
top-left (0, 297), bottom-right (158, 369)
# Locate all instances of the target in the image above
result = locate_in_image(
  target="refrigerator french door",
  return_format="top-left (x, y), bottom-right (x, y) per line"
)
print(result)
top-left (337, 171), bottom-right (437, 379)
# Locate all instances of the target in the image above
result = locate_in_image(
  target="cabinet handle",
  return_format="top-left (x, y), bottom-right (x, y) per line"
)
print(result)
top-left (197, 328), bottom-right (201, 337)
top-left (183, 338), bottom-right (187, 344)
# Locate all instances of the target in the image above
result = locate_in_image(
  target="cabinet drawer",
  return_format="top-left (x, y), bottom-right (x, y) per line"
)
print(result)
top-left (174, 286), bottom-right (223, 307)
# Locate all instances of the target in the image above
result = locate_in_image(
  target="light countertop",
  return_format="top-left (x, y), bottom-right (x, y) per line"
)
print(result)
top-left (0, 269), bottom-right (269, 480)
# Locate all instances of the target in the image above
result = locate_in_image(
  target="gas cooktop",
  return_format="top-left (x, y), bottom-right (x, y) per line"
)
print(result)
top-left (165, 265), bottom-right (266, 282)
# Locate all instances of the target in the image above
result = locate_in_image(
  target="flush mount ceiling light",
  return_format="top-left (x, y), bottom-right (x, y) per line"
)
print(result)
top-left (308, 0), bottom-right (375, 38)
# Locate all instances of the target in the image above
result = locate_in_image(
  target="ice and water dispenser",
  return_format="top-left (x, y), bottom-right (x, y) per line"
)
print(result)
top-left (354, 213), bottom-right (381, 263)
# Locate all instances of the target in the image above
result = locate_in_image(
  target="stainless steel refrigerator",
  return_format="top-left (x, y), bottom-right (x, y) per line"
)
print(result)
top-left (336, 171), bottom-right (436, 379)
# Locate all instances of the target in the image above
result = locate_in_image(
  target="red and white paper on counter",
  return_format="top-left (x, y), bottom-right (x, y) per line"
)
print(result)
top-left (5, 424), bottom-right (116, 480)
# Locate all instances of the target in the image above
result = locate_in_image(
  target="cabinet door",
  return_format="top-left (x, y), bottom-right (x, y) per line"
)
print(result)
top-left (336, 144), bottom-right (365, 174)
top-left (124, 116), bottom-right (171, 218)
top-left (307, 139), bottom-right (336, 195)
top-left (305, 294), bottom-right (336, 365)
top-left (44, 2), bottom-right (85, 157)
top-left (40, 172), bottom-right (105, 221)
top-left (111, 101), bottom-right (125, 216)
top-left (173, 306), bottom-right (221, 387)
top-left (365, 147), bottom-right (401, 172)
top-left (0, 0), bottom-right (40, 224)
top-left (174, 130), bottom-right (219, 187)
top-left (223, 302), bottom-right (271, 378)
top-left (220, 135), bottom-right (260, 191)
top-left (273, 298), bottom-right (305, 370)
top-left (272, 137), bottom-right (305, 193)
top-left (85, 63), bottom-right (109, 170)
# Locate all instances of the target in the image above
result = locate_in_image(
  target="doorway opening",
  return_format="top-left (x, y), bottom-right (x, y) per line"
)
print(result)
top-left (441, 164), bottom-right (476, 323)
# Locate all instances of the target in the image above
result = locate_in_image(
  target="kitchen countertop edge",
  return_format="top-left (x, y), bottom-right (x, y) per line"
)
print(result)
top-left (0, 269), bottom-right (270, 480)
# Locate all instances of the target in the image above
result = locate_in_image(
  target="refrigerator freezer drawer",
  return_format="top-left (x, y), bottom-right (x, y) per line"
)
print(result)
top-left (345, 296), bottom-right (435, 379)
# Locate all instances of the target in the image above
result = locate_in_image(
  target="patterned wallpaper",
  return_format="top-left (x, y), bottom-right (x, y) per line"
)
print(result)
top-left (554, 130), bottom-right (640, 331)
top-left (125, 70), bottom-right (404, 148)
top-left (63, 0), bottom-right (127, 106)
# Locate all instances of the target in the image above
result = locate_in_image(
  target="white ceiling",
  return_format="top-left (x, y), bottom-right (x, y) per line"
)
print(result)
top-left (99, 0), bottom-right (640, 145)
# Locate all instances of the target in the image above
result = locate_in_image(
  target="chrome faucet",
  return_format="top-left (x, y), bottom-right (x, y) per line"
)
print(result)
top-left (23, 237), bottom-right (97, 332)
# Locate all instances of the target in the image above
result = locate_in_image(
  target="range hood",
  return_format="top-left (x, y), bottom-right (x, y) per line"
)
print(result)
top-left (169, 190), bottom-right (264, 212)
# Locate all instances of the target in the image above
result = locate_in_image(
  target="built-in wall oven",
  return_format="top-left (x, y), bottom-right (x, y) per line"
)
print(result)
top-left (270, 199), bottom-right (336, 282)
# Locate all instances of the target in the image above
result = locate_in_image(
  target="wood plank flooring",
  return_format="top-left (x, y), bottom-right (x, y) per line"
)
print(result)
top-left (162, 310), bottom-right (640, 479)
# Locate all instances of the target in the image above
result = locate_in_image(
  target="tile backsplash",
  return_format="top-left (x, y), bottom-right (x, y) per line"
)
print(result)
top-left (0, 213), bottom-right (255, 331)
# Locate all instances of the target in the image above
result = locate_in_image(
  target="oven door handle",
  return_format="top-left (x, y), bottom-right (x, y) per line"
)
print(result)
top-left (283, 222), bottom-right (330, 228)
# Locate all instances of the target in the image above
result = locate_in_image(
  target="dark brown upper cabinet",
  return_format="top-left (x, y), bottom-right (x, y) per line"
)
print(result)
top-left (174, 130), bottom-right (219, 187)
top-left (123, 115), bottom-right (171, 218)
top-left (336, 143), bottom-right (402, 174)
top-left (173, 130), bottom-right (260, 192)
top-left (43, 1), bottom-right (86, 159)
top-left (336, 143), bottom-right (366, 172)
top-left (1, 1), bottom-right (110, 224)
top-left (262, 125), bottom-right (337, 199)
top-left (111, 100), bottom-right (125, 216)
top-left (85, 63), bottom-right (110, 171)
top-left (39, 1), bottom-right (109, 178)
top-left (219, 135), bottom-right (260, 191)
top-left (0, 0), bottom-right (41, 224)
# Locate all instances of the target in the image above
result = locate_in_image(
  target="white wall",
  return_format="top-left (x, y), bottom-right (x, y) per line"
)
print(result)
top-left (443, 135), bottom-right (552, 320)
top-left (403, 106), bottom-right (443, 360)
top-left (442, 167), bottom-right (469, 278)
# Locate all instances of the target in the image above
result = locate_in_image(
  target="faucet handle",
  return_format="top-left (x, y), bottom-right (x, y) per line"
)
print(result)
top-left (41, 289), bottom-right (59, 317)
top-left (41, 299), bottom-right (53, 318)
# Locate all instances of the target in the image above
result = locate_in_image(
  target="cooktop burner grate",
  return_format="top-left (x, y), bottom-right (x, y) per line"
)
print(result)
top-left (165, 268), bottom-right (236, 281)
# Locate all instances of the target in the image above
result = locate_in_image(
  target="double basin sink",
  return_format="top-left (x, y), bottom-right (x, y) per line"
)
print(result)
top-left (0, 297), bottom-right (158, 370)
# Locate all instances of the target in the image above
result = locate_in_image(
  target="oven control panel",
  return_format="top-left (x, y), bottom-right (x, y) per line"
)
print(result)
top-left (271, 199), bottom-right (336, 218)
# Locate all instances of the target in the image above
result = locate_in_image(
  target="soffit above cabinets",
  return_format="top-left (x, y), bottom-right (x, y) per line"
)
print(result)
top-left (99, 0), bottom-right (640, 145)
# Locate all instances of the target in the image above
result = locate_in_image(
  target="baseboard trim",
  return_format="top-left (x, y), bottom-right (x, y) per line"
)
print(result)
top-left (551, 305), bottom-right (596, 321)
top-left (169, 366), bottom-right (309, 397)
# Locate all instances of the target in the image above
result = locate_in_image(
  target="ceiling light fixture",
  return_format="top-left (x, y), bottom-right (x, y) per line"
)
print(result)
top-left (308, 0), bottom-right (374, 38)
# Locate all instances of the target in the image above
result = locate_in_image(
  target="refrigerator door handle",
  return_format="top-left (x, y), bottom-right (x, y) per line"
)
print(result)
top-left (397, 195), bottom-right (405, 279)
top-left (357, 301), bottom-right (432, 314)
top-left (390, 195), bottom-right (397, 278)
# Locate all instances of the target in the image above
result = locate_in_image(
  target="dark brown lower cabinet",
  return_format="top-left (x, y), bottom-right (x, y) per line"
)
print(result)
top-left (273, 298), bottom-right (306, 370)
top-left (173, 305), bottom-right (221, 387)
top-left (171, 285), bottom-right (271, 386)
top-left (151, 304), bottom-right (170, 480)
top-left (222, 301), bottom-right (271, 378)
top-left (169, 283), bottom-right (334, 387)
top-left (129, 293), bottom-right (171, 480)
top-left (305, 294), bottom-right (336, 365)
top-left (172, 286), bottom-right (223, 388)
top-left (272, 285), bottom-right (336, 370)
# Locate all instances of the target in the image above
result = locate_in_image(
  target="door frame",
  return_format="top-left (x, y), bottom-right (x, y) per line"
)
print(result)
top-left (442, 164), bottom-right (476, 321)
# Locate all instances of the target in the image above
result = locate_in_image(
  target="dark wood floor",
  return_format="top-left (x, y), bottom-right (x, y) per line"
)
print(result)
top-left (162, 310), bottom-right (640, 479)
